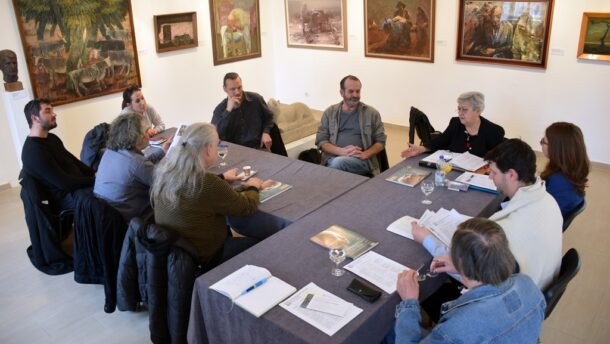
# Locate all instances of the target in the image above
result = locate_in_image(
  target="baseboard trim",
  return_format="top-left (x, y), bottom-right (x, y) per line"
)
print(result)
top-left (0, 183), bottom-right (11, 192)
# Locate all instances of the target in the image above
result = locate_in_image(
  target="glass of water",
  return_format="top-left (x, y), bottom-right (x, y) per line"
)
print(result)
top-left (329, 247), bottom-right (347, 277)
top-left (421, 181), bottom-right (434, 205)
top-left (218, 142), bottom-right (229, 167)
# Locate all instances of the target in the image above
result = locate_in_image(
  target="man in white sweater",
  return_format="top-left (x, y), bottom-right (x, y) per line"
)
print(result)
top-left (414, 139), bottom-right (562, 289)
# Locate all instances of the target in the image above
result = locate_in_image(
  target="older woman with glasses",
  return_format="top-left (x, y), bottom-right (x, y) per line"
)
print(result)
top-left (401, 91), bottom-right (505, 159)
top-left (540, 122), bottom-right (590, 217)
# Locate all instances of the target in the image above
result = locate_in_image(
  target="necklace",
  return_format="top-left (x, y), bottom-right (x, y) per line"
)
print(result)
top-left (464, 130), bottom-right (472, 150)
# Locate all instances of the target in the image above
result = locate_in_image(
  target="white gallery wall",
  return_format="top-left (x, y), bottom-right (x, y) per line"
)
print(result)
top-left (1, 0), bottom-right (609, 187)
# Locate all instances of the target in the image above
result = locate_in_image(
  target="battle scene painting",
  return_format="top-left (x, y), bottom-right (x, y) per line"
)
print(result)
top-left (457, 0), bottom-right (554, 68)
top-left (365, 0), bottom-right (435, 62)
top-left (285, 0), bottom-right (347, 51)
top-left (12, 0), bottom-right (141, 105)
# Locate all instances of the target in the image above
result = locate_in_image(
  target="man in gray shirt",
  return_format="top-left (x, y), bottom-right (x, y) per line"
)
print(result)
top-left (316, 75), bottom-right (386, 175)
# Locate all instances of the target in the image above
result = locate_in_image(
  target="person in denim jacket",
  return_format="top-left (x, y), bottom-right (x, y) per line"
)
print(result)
top-left (392, 218), bottom-right (545, 343)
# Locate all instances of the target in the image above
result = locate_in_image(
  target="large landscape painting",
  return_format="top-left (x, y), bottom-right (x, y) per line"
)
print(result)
top-left (12, 0), bottom-right (141, 105)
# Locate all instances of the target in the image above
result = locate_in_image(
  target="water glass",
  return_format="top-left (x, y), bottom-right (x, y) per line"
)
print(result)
top-left (420, 181), bottom-right (434, 205)
top-left (218, 142), bottom-right (229, 167)
top-left (329, 247), bottom-right (347, 277)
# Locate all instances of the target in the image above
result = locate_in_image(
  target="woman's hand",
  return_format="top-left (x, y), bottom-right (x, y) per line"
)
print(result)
top-left (400, 144), bottom-right (427, 159)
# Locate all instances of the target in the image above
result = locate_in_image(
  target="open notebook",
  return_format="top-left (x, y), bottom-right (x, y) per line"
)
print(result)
top-left (210, 265), bottom-right (296, 318)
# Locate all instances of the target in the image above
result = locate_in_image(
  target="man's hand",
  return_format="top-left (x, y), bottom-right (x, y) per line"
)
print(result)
top-left (242, 177), bottom-right (263, 190)
top-left (222, 168), bottom-right (241, 182)
top-left (396, 269), bottom-right (419, 301)
top-left (260, 132), bottom-right (272, 150)
top-left (411, 221), bottom-right (432, 244)
top-left (400, 144), bottom-right (427, 159)
top-left (340, 145), bottom-right (363, 157)
top-left (430, 256), bottom-right (457, 275)
top-left (226, 96), bottom-right (242, 112)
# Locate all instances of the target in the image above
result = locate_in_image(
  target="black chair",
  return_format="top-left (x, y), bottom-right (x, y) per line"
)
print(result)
top-left (409, 106), bottom-right (441, 146)
top-left (543, 248), bottom-right (581, 319)
top-left (562, 199), bottom-right (586, 232)
top-left (80, 122), bottom-right (109, 171)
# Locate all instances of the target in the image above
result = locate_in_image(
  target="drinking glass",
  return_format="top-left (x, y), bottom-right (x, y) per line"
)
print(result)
top-left (218, 142), bottom-right (229, 167)
top-left (329, 247), bottom-right (347, 277)
top-left (420, 181), bottom-right (434, 205)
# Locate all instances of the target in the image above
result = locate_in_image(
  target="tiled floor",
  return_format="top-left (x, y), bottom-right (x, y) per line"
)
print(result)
top-left (0, 125), bottom-right (607, 343)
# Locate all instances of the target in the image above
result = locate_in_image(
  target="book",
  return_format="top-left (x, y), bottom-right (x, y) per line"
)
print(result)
top-left (259, 180), bottom-right (293, 203)
top-left (386, 208), bottom-right (471, 248)
top-left (279, 282), bottom-right (363, 336)
top-left (385, 166), bottom-right (431, 187)
top-left (455, 171), bottom-right (499, 194)
top-left (419, 150), bottom-right (487, 172)
top-left (209, 265), bottom-right (296, 318)
top-left (310, 225), bottom-right (378, 259)
top-left (149, 127), bottom-right (177, 145)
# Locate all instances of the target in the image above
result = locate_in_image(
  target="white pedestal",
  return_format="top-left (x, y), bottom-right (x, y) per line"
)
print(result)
top-left (1, 89), bottom-right (30, 186)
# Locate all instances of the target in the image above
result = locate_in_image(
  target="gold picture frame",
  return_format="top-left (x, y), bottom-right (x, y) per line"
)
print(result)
top-left (577, 12), bottom-right (610, 62)
top-left (285, 0), bottom-right (347, 51)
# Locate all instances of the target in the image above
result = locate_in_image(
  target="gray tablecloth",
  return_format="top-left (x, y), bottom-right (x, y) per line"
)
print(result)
top-left (188, 157), bottom-right (504, 344)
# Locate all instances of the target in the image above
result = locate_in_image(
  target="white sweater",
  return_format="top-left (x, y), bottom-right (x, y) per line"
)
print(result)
top-left (490, 177), bottom-right (562, 289)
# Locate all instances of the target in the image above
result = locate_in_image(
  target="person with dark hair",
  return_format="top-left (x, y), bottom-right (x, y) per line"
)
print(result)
top-left (94, 113), bottom-right (172, 223)
top-left (316, 75), bottom-right (387, 176)
top-left (413, 139), bottom-right (562, 289)
top-left (540, 122), bottom-right (590, 217)
top-left (121, 85), bottom-right (165, 136)
top-left (211, 72), bottom-right (274, 150)
top-left (21, 99), bottom-right (95, 210)
top-left (392, 218), bottom-right (545, 343)
top-left (401, 91), bottom-right (504, 159)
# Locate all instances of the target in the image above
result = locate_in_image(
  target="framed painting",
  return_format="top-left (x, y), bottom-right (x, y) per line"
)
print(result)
top-left (456, 0), bottom-right (554, 68)
top-left (154, 12), bottom-right (198, 53)
top-left (209, 0), bottom-right (262, 65)
top-left (12, 0), bottom-right (141, 106)
top-left (364, 0), bottom-right (435, 62)
top-left (284, 0), bottom-right (347, 51)
top-left (577, 13), bottom-right (610, 62)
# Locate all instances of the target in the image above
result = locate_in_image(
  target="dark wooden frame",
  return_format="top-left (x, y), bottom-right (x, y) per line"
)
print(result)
top-left (209, 0), bottom-right (262, 65)
top-left (284, 0), bottom-right (348, 51)
top-left (456, 0), bottom-right (554, 69)
top-left (154, 12), bottom-right (198, 53)
top-left (12, 0), bottom-right (141, 105)
top-left (577, 12), bottom-right (610, 62)
top-left (364, 0), bottom-right (436, 63)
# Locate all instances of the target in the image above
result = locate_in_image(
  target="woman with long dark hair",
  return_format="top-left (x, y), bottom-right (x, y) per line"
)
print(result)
top-left (540, 122), bottom-right (590, 217)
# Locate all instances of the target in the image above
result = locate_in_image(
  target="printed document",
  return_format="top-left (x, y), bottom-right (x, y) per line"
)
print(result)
top-left (344, 251), bottom-right (410, 294)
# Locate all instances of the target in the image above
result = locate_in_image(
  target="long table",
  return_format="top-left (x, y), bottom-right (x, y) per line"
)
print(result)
top-left (208, 143), bottom-right (369, 222)
top-left (188, 156), bottom-right (504, 344)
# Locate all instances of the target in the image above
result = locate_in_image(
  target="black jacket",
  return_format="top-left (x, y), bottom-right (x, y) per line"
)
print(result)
top-left (19, 171), bottom-right (73, 275)
top-left (80, 122), bottom-right (109, 171)
top-left (73, 188), bottom-right (128, 312)
top-left (117, 218), bottom-right (201, 344)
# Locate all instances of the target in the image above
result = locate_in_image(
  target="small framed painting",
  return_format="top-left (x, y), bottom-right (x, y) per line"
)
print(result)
top-left (577, 12), bottom-right (610, 62)
top-left (154, 12), bottom-right (198, 53)
top-left (285, 0), bottom-right (347, 51)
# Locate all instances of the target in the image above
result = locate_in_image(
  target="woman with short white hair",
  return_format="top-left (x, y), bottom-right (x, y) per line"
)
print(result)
top-left (401, 91), bottom-right (504, 159)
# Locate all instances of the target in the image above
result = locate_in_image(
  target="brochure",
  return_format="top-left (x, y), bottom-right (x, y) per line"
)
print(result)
top-left (385, 166), bottom-right (431, 187)
top-left (259, 180), bottom-right (293, 203)
top-left (310, 225), bottom-right (378, 259)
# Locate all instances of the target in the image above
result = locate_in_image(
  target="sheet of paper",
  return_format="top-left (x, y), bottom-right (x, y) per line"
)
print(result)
top-left (456, 172), bottom-right (498, 192)
top-left (344, 251), bottom-right (409, 294)
top-left (420, 150), bottom-right (453, 164)
top-left (386, 215), bottom-right (419, 240)
top-left (450, 151), bottom-right (487, 171)
top-left (427, 209), bottom-right (471, 247)
top-left (280, 283), bottom-right (362, 336)
top-left (306, 294), bottom-right (350, 317)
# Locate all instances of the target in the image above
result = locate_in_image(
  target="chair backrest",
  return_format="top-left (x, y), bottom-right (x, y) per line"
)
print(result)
top-left (80, 122), bottom-right (109, 171)
top-left (543, 248), bottom-right (581, 318)
top-left (409, 106), bottom-right (438, 146)
top-left (562, 199), bottom-right (586, 232)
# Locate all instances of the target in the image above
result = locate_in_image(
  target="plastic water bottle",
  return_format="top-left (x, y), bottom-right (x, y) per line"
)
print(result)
top-left (435, 156), bottom-right (446, 187)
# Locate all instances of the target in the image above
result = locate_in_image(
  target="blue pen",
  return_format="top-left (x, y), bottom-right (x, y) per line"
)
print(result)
top-left (240, 277), bottom-right (269, 296)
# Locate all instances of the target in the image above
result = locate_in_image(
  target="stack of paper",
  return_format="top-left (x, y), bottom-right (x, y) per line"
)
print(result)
top-left (344, 251), bottom-right (410, 294)
top-left (280, 282), bottom-right (362, 336)
top-left (386, 208), bottom-right (471, 247)
top-left (420, 150), bottom-right (487, 172)
top-left (455, 171), bottom-right (498, 194)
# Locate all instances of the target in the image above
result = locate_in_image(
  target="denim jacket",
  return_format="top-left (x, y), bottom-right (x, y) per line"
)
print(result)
top-left (315, 101), bottom-right (386, 175)
top-left (394, 274), bottom-right (545, 344)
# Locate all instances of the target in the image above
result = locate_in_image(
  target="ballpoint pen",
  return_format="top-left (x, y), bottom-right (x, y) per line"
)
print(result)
top-left (239, 277), bottom-right (270, 296)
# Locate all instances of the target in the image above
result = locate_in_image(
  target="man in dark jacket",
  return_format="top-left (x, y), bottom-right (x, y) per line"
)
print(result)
top-left (21, 98), bottom-right (95, 210)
